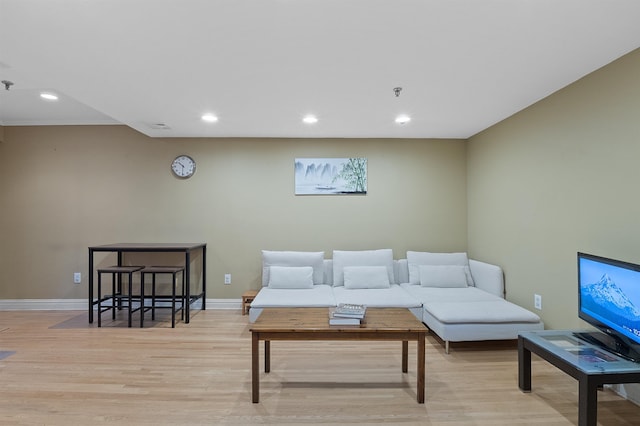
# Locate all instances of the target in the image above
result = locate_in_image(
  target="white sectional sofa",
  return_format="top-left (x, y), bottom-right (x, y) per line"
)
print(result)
top-left (249, 249), bottom-right (543, 353)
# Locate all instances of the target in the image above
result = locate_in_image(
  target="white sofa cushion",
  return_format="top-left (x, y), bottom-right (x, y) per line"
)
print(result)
top-left (262, 250), bottom-right (324, 286)
top-left (419, 265), bottom-right (468, 288)
top-left (400, 284), bottom-right (500, 303)
top-left (333, 249), bottom-right (394, 286)
top-left (251, 284), bottom-right (336, 308)
top-left (333, 285), bottom-right (421, 308)
top-left (343, 266), bottom-right (390, 289)
top-left (407, 251), bottom-right (474, 286)
top-left (423, 300), bottom-right (542, 324)
top-left (268, 266), bottom-right (314, 289)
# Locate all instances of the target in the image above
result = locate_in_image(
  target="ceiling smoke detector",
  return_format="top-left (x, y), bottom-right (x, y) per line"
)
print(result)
top-left (148, 123), bottom-right (171, 130)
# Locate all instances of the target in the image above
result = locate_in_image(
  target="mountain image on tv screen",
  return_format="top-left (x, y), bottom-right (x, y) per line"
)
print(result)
top-left (581, 272), bottom-right (640, 340)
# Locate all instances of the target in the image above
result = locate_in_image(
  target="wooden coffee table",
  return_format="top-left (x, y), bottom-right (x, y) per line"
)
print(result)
top-left (249, 307), bottom-right (427, 403)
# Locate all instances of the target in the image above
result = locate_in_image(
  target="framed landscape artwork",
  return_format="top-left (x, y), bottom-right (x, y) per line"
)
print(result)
top-left (295, 158), bottom-right (367, 195)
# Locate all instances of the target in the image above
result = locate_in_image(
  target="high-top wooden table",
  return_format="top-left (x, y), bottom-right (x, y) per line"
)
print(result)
top-left (249, 307), bottom-right (427, 403)
top-left (88, 243), bottom-right (206, 324)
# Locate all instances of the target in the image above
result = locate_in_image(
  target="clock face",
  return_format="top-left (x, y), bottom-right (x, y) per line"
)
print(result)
top-left (171, 155), bottom-right (196, 178)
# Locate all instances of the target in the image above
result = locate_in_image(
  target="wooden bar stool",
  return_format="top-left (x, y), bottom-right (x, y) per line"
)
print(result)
top-left (96, 265), bottom-right (144, 327)
top-left (140, 266), bottom-right (185, 328)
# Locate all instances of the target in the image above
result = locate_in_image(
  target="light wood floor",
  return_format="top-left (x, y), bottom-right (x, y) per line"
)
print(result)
top-left (1, 309), bottom-right (639, 425)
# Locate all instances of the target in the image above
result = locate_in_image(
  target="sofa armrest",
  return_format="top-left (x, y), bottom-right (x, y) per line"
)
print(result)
top-left (469, 259), bottom-right (504, 298)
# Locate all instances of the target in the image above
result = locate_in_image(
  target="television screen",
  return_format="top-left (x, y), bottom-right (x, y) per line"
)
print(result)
top-left (578, 252), bottom-right (640, 359)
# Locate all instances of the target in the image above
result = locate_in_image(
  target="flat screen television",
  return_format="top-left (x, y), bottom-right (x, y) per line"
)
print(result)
top-left (577, 252), bottom-right (640, 362)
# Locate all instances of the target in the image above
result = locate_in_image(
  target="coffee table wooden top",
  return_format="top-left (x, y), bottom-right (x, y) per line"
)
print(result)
top-left (250, 307), bottom-right (426, 333)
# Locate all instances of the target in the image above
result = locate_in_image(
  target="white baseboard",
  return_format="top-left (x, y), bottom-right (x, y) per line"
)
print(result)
top-left (0, 298), bottom-right (241, 311)
top-left (610, 384), bottom-right (640, 407)
top-left (0, 299), bottom-right (87, 310)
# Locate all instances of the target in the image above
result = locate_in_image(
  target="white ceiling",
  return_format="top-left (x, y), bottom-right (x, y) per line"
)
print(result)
top-left (1, 0), bottom-right (639, 139)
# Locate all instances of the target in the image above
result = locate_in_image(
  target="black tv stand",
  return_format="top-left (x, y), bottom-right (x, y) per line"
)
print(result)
top-left (519, 330), bottom-right (640, 426)
top-left (574, 331), bottom-right (640, 363)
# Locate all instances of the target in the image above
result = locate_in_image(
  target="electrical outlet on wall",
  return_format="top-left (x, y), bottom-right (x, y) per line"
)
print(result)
top-left (73, 272), bottom-right (82, 284)
top-left (224, 273), bottom-right (231, 285)
top-left (534, 294), bottom-right (542, 310)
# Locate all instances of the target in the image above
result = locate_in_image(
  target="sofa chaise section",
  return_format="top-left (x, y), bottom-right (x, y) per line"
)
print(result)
top-left (400, 253), bottom-right (543, 353)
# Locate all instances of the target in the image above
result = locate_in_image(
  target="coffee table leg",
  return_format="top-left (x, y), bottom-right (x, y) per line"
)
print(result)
top-left (252, 332), bottom-right (259, 403)
top-left (417, 333), bottom-right (425, 403)
top-left (518, 336), bottom-right (532, 392)
top-left (264, 340), bottom-right (270, 373)
top-left (402, 341), bottom-right (408, 373)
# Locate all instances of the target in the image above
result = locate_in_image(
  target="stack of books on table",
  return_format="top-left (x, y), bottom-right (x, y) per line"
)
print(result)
top-left (329, 303), bottom-right (366, 325)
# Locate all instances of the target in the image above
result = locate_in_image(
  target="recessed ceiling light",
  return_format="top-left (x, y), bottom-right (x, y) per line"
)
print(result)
top-left (40, 92), bottom-right (58, 101)
top-left (395, 114), bottom-right (411, 125)
top-left (303, 115), bottom-right (318, 124)
top-left (201, 113), bottom-right (218, 123)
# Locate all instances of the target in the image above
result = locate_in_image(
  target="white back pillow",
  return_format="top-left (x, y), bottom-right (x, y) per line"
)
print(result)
top-left (262, 250), bottom-right (324, 286)
top-left (419, 265), bottom-right (468, 288)
top-left (268, 266), bottom-right (314, 289)
top-left (407, 251), bottom-right (475, 286)
top-left (343, 266), bottom-right (391, 289)
top-left (333, 249), bottom-right (395, 286)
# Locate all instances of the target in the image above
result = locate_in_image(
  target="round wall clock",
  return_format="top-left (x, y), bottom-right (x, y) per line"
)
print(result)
top-left (171, 155), bottom-right (196, 178)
